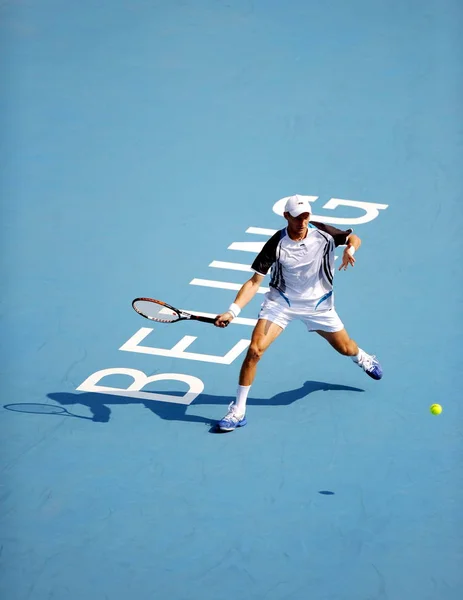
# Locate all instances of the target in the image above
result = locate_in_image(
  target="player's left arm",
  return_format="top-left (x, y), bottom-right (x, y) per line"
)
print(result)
top-left (339, 233), bottom-right (362, 271)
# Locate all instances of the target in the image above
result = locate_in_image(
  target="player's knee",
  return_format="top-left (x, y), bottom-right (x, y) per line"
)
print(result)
top-left (336, 341), bottom-right (352, 356)
top-left (246, 344), bottom-right (264, 362)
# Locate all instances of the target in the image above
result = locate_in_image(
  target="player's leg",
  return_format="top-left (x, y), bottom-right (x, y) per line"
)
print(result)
top-left (302, 308), bottom-right (383, 380)
top-left (217, 319), bottom-right (284, 431)
top-left (239, 318), bottom-right (284, 386)
top-left (316, 327), bottom-right (383, 380)
top-left (315, 328), bottom-right (358, 356)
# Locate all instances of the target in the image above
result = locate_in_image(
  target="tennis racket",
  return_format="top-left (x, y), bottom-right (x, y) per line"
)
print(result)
top-left (132, 297), bottom-right (228, 325)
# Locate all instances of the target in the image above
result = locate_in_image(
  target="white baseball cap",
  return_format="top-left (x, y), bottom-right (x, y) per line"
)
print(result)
top-left (284, 195), bottom-right (313, 217)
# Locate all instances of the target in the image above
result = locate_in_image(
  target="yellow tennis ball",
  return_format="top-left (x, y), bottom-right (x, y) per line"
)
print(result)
top-left (430, 404), bottom-right (442, 415)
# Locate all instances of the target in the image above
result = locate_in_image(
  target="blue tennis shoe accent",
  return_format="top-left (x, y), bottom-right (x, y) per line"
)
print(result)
top-left (217, 403), bottom-right (247, 431)
top-left (357, 353), bottom-right (383, 380)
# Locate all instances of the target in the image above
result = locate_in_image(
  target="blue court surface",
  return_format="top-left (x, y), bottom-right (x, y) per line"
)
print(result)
top-left (1, 1), bottom-right (462, 599)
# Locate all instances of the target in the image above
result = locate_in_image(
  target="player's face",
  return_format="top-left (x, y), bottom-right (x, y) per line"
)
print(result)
top-left (285, 211), bottom-right (311, 237)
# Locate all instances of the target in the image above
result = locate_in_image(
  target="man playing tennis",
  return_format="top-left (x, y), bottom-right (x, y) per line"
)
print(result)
top-left (214, 194), bottom-right (383, 432)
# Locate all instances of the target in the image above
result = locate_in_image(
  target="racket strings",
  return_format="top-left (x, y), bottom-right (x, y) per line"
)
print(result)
top-left (133, 299), bottom-right (179, 322)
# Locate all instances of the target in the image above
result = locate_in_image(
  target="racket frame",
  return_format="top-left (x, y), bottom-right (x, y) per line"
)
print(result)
top-left (132, 297), bottom-right (218, 324)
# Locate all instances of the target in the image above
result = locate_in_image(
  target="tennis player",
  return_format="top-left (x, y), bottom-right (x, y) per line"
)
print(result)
top-left (214, 195), bottom-right (383, 431)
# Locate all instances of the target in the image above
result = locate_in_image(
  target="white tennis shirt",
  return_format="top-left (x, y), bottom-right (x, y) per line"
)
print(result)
top-left (251, 222), bottom-right (352, 310)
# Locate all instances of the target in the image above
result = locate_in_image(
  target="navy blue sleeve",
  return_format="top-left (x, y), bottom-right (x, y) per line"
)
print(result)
top-left (311, 222), bottom-right (353, 247)
top-left (251, 230), bottom-right (283, 275)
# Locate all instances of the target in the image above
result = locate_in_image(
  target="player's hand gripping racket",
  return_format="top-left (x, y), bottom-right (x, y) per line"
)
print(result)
top-left (132, 297), bottom-right (229, 326)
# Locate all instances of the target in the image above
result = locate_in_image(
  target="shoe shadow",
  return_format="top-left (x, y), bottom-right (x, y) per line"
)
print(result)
top-left (35, 380), bottom-right (364, 433)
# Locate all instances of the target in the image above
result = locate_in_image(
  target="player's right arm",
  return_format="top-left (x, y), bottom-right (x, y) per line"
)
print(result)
top-left (214, 273), bottom-right (264, 327)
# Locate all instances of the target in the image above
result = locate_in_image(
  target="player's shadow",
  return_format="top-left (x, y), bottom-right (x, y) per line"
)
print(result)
top-left (45, 380), bottom-right (364, 431)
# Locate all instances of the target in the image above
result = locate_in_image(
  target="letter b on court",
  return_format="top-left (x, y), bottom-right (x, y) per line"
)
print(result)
top-left (76, 368), bottom-right (204, 405)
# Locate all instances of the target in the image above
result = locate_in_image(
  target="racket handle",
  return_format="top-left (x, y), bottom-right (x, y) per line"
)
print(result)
top-left (192, 315), bottom-right (231, 326)
top-left (193, 315), bottom-right (218, 324)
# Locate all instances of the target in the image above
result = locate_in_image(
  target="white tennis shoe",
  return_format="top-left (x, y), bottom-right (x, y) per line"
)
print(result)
top-left (356, 352), bottom-right (383, 380)
top-left (217, 403), bottom-right (247, 431)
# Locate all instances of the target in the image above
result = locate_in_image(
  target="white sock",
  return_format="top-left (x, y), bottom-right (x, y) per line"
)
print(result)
top-left (234, 385), bottom-right (251, 414)
top-left (352, 348), bottom-right (365, 363)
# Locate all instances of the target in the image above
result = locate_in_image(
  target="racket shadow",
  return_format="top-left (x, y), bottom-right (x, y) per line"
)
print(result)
top-left (45, 381), bottom-right (364, 426)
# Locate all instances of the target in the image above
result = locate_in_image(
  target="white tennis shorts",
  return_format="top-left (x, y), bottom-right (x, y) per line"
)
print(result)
top-left (258, 295), bottom-right (344, 333)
